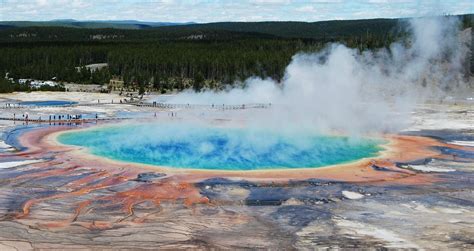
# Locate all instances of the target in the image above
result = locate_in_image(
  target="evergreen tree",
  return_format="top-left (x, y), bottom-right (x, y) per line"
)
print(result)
top-left (193, 71), bottom-right (205, 92)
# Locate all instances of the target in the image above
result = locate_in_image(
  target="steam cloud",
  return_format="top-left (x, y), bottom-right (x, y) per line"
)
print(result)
top-left (165, 17), bottom-right (471, 135)
top-left (59, 17), bottom-right (472, 169)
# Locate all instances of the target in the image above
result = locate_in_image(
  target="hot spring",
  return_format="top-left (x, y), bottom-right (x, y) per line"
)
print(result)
top-left (19, 100), bottom-right (77, 106)
top-left (57, 123), bottom-right (385, 170)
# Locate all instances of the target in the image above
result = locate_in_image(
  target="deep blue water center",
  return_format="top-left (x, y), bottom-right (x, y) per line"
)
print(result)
top-left (19, 100), bottom-right (77, 106)
top-left (58, 124), bottom-right (384, 170)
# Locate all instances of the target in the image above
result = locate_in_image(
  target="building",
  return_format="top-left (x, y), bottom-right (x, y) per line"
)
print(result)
top-left (108, 77), bottom-right (124, 91)
top-left (75, 63), bottom-right (108, 73)
top-left (30, 80), bottom-right (58, 88)
top-left (18, 79), bottom-right (30, 84)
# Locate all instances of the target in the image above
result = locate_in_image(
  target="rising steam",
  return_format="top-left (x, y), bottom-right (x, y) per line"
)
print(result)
top-left (166, 17), bottom-right (470, 135)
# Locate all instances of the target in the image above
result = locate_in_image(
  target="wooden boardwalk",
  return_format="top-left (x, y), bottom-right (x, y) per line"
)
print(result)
top-left (0, 117), bottom-right (130, 124)
top-left (0, 102), bottom-right (119, 110)
top-left (136, 102), bottom-right (271, 109)
top-left (1, 102), bottom-right (271, 110)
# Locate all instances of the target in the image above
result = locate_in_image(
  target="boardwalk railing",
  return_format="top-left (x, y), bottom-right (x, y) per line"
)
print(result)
top-left (0, 117), bottom-right (130, 124)
top-left (135, 103), bottom-right (271, 110)
top-left (1, 102), bottom-right (271, 110)
top-left (0, 102), bottom-right (127, 110)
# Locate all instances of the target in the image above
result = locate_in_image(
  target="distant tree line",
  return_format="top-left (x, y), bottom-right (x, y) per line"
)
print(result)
top-left (0, 33), bottom-right (407, 93)
top-left (0, 37), bottom-right (398, 93)
top-left (0, 14), bottom-right (471, 93)
top-left (1, 15), bottom-right (470, 42)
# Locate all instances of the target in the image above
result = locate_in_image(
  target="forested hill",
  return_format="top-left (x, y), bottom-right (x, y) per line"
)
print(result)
top-left (0, 15), bottom-right (472, 94)
top-left (185, 14), bottom-right (473, 39)
top-left (0, 26), bottom-right (278, 42)
top-left (0, 20), bottom-right (193, 29)
top-left (1, 14), bottom-right (472, 42)
top-left (0, 18), bottom-right (404, 42)
top-left (159, 18), bottom-right (402, 40)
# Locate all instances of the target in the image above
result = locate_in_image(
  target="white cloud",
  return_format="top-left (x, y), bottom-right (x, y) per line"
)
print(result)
top-left (308, 0), bottom-right (343, 2)
top-left (251, 0), bottom-right (291, 4)
top-left (36, 0), bottom-right (48, 6)
top-left (0, 0), bottom-right (472, 22)
top-left (296, 5), bottom-right (316, 12)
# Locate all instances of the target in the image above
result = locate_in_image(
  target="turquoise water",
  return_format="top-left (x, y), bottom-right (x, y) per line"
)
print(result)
top-left (58, 123), bottom-right (384, 170)
top-left (19, 100), bottom-right (77, 106)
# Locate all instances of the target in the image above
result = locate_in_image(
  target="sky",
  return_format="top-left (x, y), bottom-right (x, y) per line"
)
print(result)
top-left (0, 0), bottom-right (472, 23)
